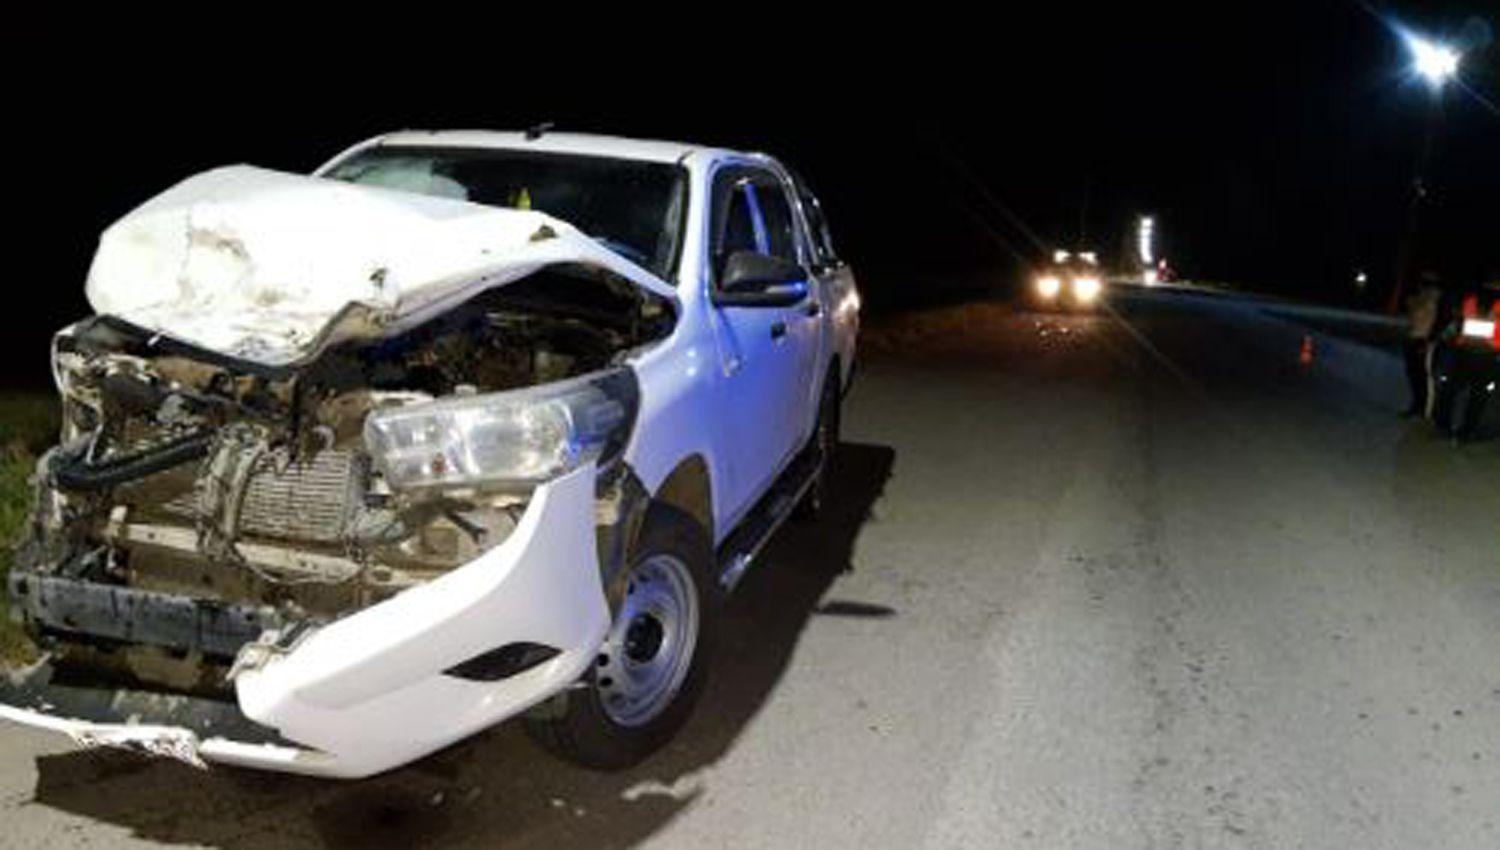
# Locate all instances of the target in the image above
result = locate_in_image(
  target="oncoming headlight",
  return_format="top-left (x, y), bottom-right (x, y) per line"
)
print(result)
top-left (364, 368), bottom-right (639, 492)
top-left (1037, 276), bottom-right (1062, 298)
top-left (1073, 276), bottom-right (1102, 302)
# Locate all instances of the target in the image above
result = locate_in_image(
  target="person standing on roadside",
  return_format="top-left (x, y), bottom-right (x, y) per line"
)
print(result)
top-left (1431, 281), bottom-right (1500, 443)
top-left (1401, 278), bottom-right (1443, 418)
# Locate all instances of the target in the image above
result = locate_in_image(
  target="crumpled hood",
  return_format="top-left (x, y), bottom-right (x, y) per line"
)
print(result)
top-left (85, 165), bottom-right (677, 366)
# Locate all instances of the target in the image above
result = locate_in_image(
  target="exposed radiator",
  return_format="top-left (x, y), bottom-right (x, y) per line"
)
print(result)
top-left (160, 449), bottom-right (361, 545)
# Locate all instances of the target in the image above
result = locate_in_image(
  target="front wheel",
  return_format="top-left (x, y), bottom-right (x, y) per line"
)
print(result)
top-left (526, 505), bottom-right (716, 769)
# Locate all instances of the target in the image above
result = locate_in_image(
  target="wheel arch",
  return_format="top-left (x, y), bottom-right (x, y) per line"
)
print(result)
top-left (650, 454), bottom-right (715, 544)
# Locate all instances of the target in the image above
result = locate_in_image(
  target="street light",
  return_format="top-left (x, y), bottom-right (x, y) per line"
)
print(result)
top-left (1408, 36), bottom-right (1461, 88)
top-left (1137, 215), bottom-right (1155, 265)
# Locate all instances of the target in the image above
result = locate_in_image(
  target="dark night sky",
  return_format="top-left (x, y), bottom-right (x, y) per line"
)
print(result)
top-left (4, 2), bottom-right (1497, 386)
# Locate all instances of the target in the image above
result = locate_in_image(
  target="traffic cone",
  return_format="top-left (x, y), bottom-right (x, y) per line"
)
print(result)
top-left (1298, 334), bottom-right (1314, 367)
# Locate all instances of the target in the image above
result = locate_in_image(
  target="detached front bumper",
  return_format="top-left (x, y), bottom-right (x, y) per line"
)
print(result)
top-left (0, 464), bottom-right (610, 779)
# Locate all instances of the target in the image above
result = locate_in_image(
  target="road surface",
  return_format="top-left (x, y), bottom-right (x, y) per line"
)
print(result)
top-left (2, 288), bottom-right (1497, 848)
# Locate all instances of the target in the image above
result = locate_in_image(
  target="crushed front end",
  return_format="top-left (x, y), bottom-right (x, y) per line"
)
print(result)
top-left (3, 266), bottom-right (666, 777)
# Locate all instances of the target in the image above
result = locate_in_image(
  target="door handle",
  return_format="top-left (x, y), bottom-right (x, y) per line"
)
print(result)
top-left (803, 301), bottom-right (822, 318)
top-left (770, 320), bottom-right (787, 340)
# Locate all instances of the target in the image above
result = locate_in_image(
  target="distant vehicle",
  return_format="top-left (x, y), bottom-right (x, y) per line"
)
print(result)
top-left (1033, 250), bottom-right (1105, 309)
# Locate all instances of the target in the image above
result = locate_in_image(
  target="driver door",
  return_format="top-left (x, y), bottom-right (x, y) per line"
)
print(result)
top-left (708, 168), bottom-right (811, 523)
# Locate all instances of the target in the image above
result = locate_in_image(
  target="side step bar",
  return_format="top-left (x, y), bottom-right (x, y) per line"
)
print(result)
top-left (715, 447), bottom-right (822, 593)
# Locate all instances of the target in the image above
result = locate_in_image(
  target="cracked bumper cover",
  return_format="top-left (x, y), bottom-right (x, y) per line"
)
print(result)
top-left (0, 465), bottom-right (610, 778)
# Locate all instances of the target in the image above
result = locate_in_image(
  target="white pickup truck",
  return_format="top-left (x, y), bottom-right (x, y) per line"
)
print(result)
top-left (0, 131), bottom-right (859, 777)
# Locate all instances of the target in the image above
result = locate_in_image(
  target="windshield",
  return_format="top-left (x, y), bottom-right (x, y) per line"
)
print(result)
top-left (324, 147), bottom-right (689, 281)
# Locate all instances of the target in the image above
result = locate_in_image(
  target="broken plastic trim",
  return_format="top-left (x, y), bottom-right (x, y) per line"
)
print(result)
top-left (0, 659), bottom-right (296, 747)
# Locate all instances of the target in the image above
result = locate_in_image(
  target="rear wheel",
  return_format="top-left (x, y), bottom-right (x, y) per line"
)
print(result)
top-left (796, 371), bottom-right (841, 520)
top-left (526, 505), bottom-right (716, 769)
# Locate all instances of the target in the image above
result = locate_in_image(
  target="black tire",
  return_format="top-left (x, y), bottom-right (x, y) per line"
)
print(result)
top-left (526, 504), bottom-right (717, 769)
top-left (796, 370), bottom-right (842, 520)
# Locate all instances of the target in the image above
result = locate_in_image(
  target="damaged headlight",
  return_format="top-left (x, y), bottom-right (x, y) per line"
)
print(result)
top-left (363, 368), bottom-right (639, 492)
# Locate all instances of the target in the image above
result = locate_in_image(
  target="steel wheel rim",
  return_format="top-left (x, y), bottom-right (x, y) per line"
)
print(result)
top-left (597, 553), bottom-right (699, 727)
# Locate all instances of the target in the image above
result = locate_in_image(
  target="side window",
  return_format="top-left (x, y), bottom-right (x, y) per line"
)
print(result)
top-left (722, 182), bottom-right (759, 257)
top-left (750, 175), bottom-right (799, 263)
top-left (711, 172), bottom-right (760, 284)
top-left (786, 168), bottom-right (840, 270)
top-left (710, 166), bottom-right (808, 287)
top-left (801, 193), bottom-right (840, 269)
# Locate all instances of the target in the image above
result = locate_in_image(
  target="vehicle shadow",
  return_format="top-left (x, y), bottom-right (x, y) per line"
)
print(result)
top-left (24, 442), bottom-right (897, 850)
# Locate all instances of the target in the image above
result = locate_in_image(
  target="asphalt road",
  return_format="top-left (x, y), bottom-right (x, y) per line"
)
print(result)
top-left (2, 287), bottom-right (1498, 848)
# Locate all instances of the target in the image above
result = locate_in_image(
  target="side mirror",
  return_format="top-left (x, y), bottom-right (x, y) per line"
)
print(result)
top-left (715, 250), bottom-right (808, 307)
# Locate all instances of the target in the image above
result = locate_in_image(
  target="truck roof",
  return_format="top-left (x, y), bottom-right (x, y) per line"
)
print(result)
top-left (346, 130), bottom-right (731, 165)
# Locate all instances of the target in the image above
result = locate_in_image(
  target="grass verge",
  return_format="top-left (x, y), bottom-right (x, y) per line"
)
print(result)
top-left (0, 392), bottom-right (57, 666)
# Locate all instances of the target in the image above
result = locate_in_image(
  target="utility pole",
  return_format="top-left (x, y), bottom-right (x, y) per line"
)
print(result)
top-left (1387, 35), bottom-right (1462, 315)
top-left (1389, 91), bottom-right (1445, 314)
